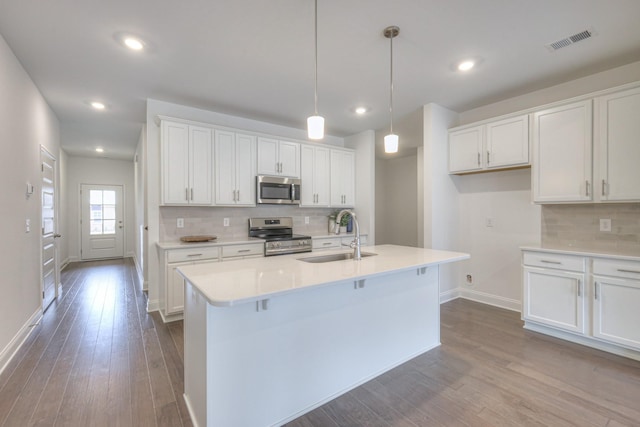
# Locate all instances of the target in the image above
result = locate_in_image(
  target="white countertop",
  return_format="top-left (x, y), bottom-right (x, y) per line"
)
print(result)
top-left (521, 246), bottom-right (640, 262)
top-left (177, 244), bottom-right (470, 307)
top-left (156, 233), bottom-right (363, 250)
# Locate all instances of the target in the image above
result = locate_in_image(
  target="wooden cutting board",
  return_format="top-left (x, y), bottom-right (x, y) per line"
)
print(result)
top-left (180, 235), bottom-right (217, 243)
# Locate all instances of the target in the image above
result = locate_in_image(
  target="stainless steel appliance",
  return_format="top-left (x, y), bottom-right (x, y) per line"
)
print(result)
top-left (249, 217), bottom-right (312, 256)
top-left (256, 175), bottom-right (301, 205)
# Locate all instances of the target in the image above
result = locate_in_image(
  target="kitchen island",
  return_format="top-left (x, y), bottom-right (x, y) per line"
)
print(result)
top-left (179, 244), bottom-right (469, 427)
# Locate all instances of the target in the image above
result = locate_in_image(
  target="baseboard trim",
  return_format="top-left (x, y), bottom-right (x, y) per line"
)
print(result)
top-left (147, 298), bottom-right (160, 313)
top-left (60, 257), bottom-right (71, 271)
top-left (0, 308), bottom-right (43, 376)
top-left (454, 288), bottom-right (521, 312)
top-left (439, 288), bottom-right (460, 304)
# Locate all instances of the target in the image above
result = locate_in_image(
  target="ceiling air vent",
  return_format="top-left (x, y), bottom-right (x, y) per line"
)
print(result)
top-left (546, 29), bottom-right (595, 51)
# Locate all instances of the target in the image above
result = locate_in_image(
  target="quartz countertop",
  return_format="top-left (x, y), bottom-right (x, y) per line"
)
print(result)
top-left (521, 246), bottom-right (640, 262)
top-left (156, 237), bottom-right (263, 250)
top-left (177, 244), bottom-right (469, 307)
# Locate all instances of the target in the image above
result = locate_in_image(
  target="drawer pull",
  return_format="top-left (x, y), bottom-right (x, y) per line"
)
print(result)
top-left (540, 260), bottom-right (562, 265)
top-left (238, 249), bottom-right (251, 253)
top-left (323, 242), bottom-right (333, 246)
top-left (617, 269), bottom-right (640, 274)
top-left (187, 253), bottom-right (203, 257)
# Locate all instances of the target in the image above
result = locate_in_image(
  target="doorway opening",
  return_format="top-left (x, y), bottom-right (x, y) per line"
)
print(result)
top-left (81, 184), bottom-right (124, 260)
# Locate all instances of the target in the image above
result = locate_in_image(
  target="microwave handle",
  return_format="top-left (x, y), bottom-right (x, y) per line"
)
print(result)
top-left (291, 183), bottom-right (296, 202)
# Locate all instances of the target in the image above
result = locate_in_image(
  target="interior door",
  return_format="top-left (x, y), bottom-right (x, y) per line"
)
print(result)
top-left (81, 184), bottom-right (124, 260)
top-left (41, 147), bottom-right (59, 310)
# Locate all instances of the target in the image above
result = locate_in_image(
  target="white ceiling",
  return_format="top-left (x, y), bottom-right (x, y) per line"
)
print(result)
top-left (1, 0), bottom-right (640, 160)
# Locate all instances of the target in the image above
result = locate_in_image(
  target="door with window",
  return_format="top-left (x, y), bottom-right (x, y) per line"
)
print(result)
top-left (81, 184), bottom-right (124, 260)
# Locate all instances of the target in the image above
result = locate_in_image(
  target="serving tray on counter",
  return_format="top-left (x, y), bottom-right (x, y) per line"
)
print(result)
top-left (180, 235), bottom-right (217, 243)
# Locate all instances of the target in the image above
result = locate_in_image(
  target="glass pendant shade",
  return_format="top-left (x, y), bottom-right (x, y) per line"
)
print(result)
top-left (384, 133), bottom-right (398, 153)
top-left (307, 115), bottom-right (325, 140)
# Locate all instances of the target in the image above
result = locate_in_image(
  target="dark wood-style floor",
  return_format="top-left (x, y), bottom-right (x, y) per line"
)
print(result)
top-left (1, 259), bottom-right (640, 426)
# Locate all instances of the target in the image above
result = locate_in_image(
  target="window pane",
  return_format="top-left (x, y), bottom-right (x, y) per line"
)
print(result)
top-left (90, 205), bottom-right (103, 220)
top-left (103, 190), bottom-right (116, 205)
top-left (89, 190), bottom-right (102, 205)
top-left (103, 220), bottom-right (116, 234)
top-left (90, 220), bottom-right (103, 235)
top-left (103, 206), bottom-right (116, 220)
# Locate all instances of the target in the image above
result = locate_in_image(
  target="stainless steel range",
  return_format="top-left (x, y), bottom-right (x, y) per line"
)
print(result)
top-left (249, 217), bottom-right (312, 256)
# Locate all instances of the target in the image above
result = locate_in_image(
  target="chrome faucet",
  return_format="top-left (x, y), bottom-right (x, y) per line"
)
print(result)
top-left (335, 209), bottom-right (362, 260)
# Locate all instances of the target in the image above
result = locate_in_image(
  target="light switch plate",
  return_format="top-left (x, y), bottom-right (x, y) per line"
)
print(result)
top-left (600, 218), bottom-right (611, 232)
top-left (177, 218), bottom-right (184, 228)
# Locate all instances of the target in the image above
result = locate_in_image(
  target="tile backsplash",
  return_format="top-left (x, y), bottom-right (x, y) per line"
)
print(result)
top-left (160, 205), bottom-right (338, 242)
top-left (541, 203), bottom-right (640, 255)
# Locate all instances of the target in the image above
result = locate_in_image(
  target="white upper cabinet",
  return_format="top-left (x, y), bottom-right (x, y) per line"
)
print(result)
top-left (595, 87), bottom-right (640, 202)
top-left (449, 114), bottom-right (529, 174)
top-left (330, 149), bottom-right (355, 208)
top-left (300, 144), bottom-right (330, 207)
top-left (532, 100), bottom-right (593, 203)
top-left (161, 120), bottom-right (213, 205)
top-left (449, 126), bottom-right (484, 173)
top-left (215, 130), bottom-right (256, 206)
top-left (257, 137), bottom-right (300, 178)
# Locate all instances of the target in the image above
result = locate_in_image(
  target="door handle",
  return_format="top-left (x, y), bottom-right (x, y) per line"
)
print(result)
top-left (53, 234), bottom-right (62, 238)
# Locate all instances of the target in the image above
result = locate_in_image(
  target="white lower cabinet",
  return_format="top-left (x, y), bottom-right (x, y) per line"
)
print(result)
top-left (592, 259), bottom-right (640, 350)
top-left (522, 249), bottom-right (640, 359)
top-left (221, 242), bottom-right (264, 260)
top-left (523, 252), bottom-right (586, 334)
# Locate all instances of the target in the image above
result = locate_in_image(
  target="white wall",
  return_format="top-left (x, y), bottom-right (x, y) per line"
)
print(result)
top-left (0, 33), bottom-right (61, 371)
top-left (344, 130), bottom-right (375, 244)
top-left (144, 99), bottom-right (346, 312)
top-left (65, 156), bottom-right (135, 261)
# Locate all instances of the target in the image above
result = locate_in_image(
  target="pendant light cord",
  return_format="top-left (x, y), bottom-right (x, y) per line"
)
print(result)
top-left (314, 0), bottom-right (318, 116)
top-left (389, 32), bottom-right (394, 134)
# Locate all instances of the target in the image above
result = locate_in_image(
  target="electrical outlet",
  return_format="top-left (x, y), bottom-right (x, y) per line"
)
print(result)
top-left (304, 216), bottom-right (309, 225)
top-left (223, 218), bottom-right (230, 227)
top-left (177, 218), bottom-right (184, 228)
top-left (600, 218), bottom-right (611, 232)
top-left (26, 218), bottom-right (30, 233)
top-left (466, 274), bottom-right (473, 285)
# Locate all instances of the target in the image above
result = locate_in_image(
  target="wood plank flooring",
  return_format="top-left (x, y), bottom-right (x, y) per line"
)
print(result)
top-left (1, 259), bottom-right (640, 426)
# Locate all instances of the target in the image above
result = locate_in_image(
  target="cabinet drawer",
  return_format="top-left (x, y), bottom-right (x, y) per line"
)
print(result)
top-left (167, 246), bottom-right (220, 263)
top-left (593, 258), bottom-right (640, 280)
top-left (523, 252), bottom-right (585, 272)
top-left (312, 237), bottom-right (341, 250)
top-left (222, 243), bottom-right (264, 258)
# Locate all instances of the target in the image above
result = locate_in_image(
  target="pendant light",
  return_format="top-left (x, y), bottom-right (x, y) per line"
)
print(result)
top-left (307, 0), bottom-right (324, 140)
top-left (383, 26), bottom-right (399, 153)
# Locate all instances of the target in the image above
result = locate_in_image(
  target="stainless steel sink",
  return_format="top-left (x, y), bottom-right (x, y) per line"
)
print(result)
top-left (298, 252), bottom-right (377, 263)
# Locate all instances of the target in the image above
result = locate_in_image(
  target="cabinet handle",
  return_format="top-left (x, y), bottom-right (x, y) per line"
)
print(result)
top-left (190, 188), bottom-right (194, 201)
top-left (187, 253), bottom-right (203, 257)
top-left (323, 242), bottom-right (333, 246)
top-left (594, 281), bottom-right (599, 300)
top-left (185, 188), bottom-right (189, 201)
top-left (602, 179), bottom-right (606, 197)
top-left (617, 269), bottom-right (640, 274)
top-left (585, 180), bottom-right (590, 197)
top-left (477, 152), bottom-right (481, 166)
top-left (238, 249), bottom-right (251, 253)
top-left (540, 260), bottom-right (562, 265)
top-left (577, 280), bottom-right (581, 297)
top-left (487, 150), bottom-right (490, 164)
top-left (236, 190), bottom-right (240, 201)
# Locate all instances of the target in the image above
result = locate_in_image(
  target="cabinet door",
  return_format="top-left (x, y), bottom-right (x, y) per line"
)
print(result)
top-left (214, 130), bottom-right (236, 205)
top-left (300, 145), bottom-right (315, 206)
top-left (532, 100), bottom-right (593, 203)
top-left (257, 137), bottom-right (279, 176)
top-left (189, 126), bottom-right (213, 204)
top-left (234, 133), bottom-right (256, 206)
top-left (314, 147), bottom-right (331, 206)
top-left (167, 264), bottom-right (186, 315)
top-left (593, 276), bottom-right (640, 350)
top-left (596, 87), bottom-right (640, 201)
top-left (449, 126), bottom-right (483, 173)
top-left (486, 115), bottom-right (529, 169)
top-left (523, 267), bottom-right (585, 334)
top-left (330, 150), bottom-right (355, 207)
top-left (278, 141), bottom-right (300, 178)
top-left (161, 121), bottom-right (190, 204)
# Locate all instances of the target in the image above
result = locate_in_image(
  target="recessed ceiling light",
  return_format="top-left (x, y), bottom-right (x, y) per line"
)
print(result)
top-left (355, 107), bottom-right (368, 115)
top-left (124, 37), bottom-right (144, 51)
top-left (95, 147), bottom-right (104, 153)
top-left (458, 60), bottom-right (475, 71)
top-left (90, 101), bottom-right (106, 110)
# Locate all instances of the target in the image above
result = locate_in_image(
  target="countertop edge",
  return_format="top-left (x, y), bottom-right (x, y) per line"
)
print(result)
top-left (520, 246), bottom-right (640, 262)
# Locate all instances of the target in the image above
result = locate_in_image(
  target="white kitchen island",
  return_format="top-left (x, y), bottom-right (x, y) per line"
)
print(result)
top-left (178, 244), bottom-right (469, 427)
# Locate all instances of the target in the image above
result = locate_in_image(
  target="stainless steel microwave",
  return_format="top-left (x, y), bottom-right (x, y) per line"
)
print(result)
top-left (256, 175), bottom-right (301, 205)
